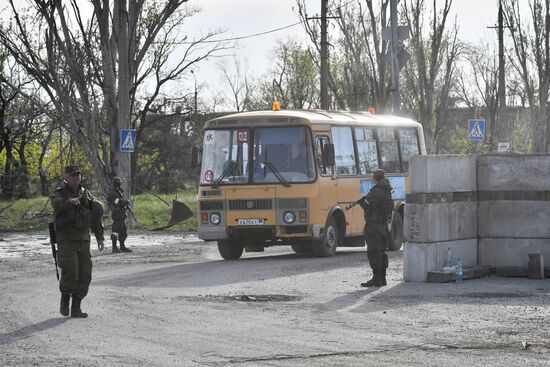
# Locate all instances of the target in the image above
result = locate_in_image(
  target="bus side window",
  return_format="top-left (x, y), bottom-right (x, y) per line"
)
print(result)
top-left (355, 127), bottom-right (379, 175)
top-left (399, 128), bottom-right (420, 173)
top-left (315, 136), bottom-right (333, 176)
top-left (332, 126), bottom-right (357, 175)
top-left (377, 128), bottom-right (401, 173)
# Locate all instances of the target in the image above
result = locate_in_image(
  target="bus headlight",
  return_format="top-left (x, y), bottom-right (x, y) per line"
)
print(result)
top-left (210, 212), bottom-right (221, 225)
top-left (283, 211), bottom-right (295, 224)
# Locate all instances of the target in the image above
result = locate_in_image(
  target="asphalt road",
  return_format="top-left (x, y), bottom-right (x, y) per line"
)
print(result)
top-left (0, 232), bottom-right (549, 366)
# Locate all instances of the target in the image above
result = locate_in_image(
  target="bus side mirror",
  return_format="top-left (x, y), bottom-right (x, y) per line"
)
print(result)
top-left (323, 143), bottom-right (335, 167)
top-left (191, 147), bottom-right (200, 168)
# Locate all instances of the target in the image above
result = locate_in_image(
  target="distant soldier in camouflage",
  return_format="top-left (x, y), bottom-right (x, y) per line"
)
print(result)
top-left (108, 177), bottom-right (132, 253)
top-left (358, 169), bottom-right (393, 287)
top-left (51, 165), bottom-right (105, 318)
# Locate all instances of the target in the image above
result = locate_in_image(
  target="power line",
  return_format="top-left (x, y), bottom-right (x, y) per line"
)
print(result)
top-left (171, 21), bottom-right (304, 45)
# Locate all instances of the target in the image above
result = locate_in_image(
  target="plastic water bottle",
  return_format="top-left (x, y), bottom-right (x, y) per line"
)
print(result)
top-left (446, 247), bottom-right (452, 268)
top-left (455, 258), bottom-right (463, 283)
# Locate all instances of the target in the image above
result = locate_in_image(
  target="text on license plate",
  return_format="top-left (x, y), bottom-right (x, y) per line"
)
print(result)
top-left (237, 218), bottom-right (264, 225)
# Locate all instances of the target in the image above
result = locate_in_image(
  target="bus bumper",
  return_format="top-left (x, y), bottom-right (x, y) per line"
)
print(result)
top-left (198, 226), bottom-right (228, 241)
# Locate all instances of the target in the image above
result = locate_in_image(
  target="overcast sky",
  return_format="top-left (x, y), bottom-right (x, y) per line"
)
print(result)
top-left (183, 0), bottom-right (500, 106)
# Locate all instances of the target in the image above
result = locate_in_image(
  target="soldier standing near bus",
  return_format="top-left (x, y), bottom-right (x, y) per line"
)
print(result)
top-left (51, 165), bottom-right (105, 318)
top-left (358, 169), bottom-right (393, 287)
top-left (108, 177), bottom-right (132, 253)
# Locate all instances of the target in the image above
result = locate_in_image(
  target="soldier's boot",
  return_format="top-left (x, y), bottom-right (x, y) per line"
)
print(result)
top-left (119, 240), bottom-right (132, 253)
top-left (361, 272), bottom-right (383, 287)
top-left (381, 253), bottom-right (389, 286)
top-left (70, 296), bottom-right (88, 318)
top-left (111, 235), bottom-right (120, 253)
top-left (60, 294), bottom-right (70, 316)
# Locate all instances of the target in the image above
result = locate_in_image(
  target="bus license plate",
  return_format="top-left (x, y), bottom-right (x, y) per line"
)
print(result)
top-left (237, 218), bottom-right (264, 226)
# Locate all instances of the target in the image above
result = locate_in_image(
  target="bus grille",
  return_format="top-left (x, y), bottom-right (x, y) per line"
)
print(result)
top-left (229, 199), bottom-right (272, 210)
top-left (202, 190), bottom-right (221, 197)
top-left (278, 198), bottom-right (308, 209)
top-left (200, 200), bottom-right (223, 211)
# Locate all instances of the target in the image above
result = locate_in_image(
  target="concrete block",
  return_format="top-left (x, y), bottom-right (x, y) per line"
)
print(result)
top-left (409, 155), bottom-right (477, 193)
top-left (528, 253), bottom-right (544, 279)
top-left (479, 238), bottom-right (550, 267)
top-left (478, 201), bottom-right (550, 238)
top-left (405, 202), bottom-right (477, 242)
top-left (403, 239), bottom-right (478, 282)
top-left (477, 155), bottom-right (550, 191)
top-left (427, 265), bottom-right (496, 283)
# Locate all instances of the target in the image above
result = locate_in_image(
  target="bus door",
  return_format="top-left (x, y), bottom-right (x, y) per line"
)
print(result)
top-left (314, 135), bottom-right (337, 229)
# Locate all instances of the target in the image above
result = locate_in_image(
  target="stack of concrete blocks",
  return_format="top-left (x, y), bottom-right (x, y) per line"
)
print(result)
top-left (403, 155), bottom-right (479, 282)
top-left (477, 155), bottom-right (550, 269)
top-left (403, 154), bottom-right (550, 282)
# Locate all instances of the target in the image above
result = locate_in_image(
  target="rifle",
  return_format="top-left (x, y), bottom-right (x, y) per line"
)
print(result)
top-left (48, 222), bottom-right (60, 280)
top-left (345, 196), bottom-right (369, 211)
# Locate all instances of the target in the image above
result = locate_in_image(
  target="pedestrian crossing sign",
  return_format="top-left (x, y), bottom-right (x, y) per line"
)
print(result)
top-left (468, 119), bottom-right (485, 141)
top-left (120, 129), bottom-right (137, 153)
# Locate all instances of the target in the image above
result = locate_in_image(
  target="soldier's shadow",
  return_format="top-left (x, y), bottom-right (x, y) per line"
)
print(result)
top-left (0, 317), bottom-right (70, 345)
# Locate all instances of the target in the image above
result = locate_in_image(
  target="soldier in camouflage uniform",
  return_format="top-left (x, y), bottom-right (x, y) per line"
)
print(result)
top-left (107, 177), bottom-right (132, 253)
top-left (51, 165), bottom-right (105, 318)
top-left (358, 169), bottom-right (393, 287)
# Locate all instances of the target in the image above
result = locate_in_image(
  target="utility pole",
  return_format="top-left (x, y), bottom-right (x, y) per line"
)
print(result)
top-left (489, 0), bottom-right (511, 152)
top-left (497, 1), bottom-right (509, 152)
top-left (320, 0), bottom-right (328, 110)
top-left (383, 0), bottom-right (409, 115)
top-left (390, 0), bottom-right (400, 115)
top-left (116, 0), bottom-right (131, 194)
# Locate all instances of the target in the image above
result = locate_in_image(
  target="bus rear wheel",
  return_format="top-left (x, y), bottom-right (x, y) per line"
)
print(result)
top-left (313, 216), bottom-right (339, 257)
top-left (218, 239), bottom-right (244, 260)
top-left (387, 213), bottom-right (404, 251)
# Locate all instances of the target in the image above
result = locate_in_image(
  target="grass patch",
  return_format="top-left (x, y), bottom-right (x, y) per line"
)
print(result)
top-left (0, 188), bottom-right (198, 232)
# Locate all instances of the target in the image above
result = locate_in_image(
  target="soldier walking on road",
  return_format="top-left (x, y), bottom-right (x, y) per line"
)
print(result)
top-left (358, 169), bottom-right (393, 287)
top-left (51, 165), bottom-right (105, 318)
top-left (108, 177), bottom-right (132, 253)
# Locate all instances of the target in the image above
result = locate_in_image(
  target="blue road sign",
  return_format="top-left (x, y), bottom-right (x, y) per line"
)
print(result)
top-left (120, 129), bottom-right (137, 153)
top-left (468, 119), bottom-right (486, 141)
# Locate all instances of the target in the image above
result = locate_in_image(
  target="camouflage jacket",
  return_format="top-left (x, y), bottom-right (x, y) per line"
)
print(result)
top-left (51, 182), bottom-right (104, 242)
top-left (107, 186), bottom-right (128, 221)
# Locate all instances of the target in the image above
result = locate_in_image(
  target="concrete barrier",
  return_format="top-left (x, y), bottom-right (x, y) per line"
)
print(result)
top-left (404, 154), bottom-right (550, 282)
top-left (404, 239), bottom-right (477, 282)
top-left (409, 155), bottom-right (477, 193)
top-left (405, 202), bottom-right (477, 243)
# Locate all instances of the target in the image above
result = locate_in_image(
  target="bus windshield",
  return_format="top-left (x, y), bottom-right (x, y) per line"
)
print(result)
top-left (199, 126), bottom-right (315, 185)
top-left (252, 126), bottom-right (315, 184)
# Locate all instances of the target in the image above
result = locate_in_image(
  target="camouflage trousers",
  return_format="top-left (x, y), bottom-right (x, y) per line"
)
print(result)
top-left (111, 218), bottom-right (128, 243)
top-left (364, 223), bottom-right (389, 276)
top-left (57, 240), bottom-right (92, 299)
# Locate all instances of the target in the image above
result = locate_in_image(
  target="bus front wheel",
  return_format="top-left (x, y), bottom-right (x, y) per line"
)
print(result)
top-left (313, 216), bottom-right (339, 257)
top-left (218, 239), bottom-right (244, 260)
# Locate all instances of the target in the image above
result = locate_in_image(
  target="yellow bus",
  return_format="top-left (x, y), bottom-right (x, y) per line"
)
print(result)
top-left (195, 108), bottom-right (426, 259)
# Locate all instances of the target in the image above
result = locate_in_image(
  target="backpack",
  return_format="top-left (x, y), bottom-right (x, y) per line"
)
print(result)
top-left (381, 186), bottom-right (394, 222)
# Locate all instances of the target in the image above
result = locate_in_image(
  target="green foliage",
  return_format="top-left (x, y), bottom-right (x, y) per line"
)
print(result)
top-left (0, 187), bottom-right (198, 232)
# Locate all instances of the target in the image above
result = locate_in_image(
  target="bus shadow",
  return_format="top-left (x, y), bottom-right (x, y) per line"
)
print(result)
top-left (94, 249), bottom-right (368, 289)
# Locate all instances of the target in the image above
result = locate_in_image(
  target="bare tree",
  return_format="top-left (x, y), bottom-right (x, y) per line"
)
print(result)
top-left (0, 0), bottom-right (228, 198)
top-left (503, 0), bottom-right (550, 153)
top-left (456, 43), bottom-right (499, 146)
top-left (218, 56), bottom-right (253, 112)
top-left (401, 0), bottom-right (461, 153)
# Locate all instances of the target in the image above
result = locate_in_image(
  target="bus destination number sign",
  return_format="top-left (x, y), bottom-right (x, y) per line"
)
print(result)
top-left (237, 129), bottom-right (249, 143)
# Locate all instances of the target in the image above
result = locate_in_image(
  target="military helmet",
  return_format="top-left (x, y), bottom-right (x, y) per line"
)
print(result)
top-left (112, 177), bottom-right (122, 185)
top-left (91, 200), bottom-right (104, 216)
top-left (373, 169), bottom-right (385, 180)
